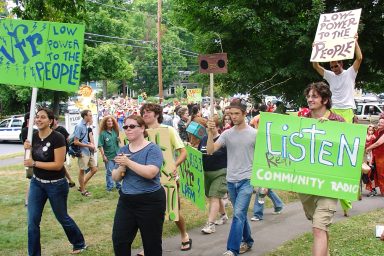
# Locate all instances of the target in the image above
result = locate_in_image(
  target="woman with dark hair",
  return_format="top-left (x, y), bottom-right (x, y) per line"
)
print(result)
top-left (221, 114), bottom-right (233, 132)
top-left (23, 108), bottom-right (87, 255)
top-left (98, 115), bottom-right (121, 191)
top-left (177, 107), bottom-right (189, 142)
top-left (112, 115), bottom-right (165, 256)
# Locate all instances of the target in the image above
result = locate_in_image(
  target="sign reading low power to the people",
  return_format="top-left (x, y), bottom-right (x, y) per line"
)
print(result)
top-left (0, 19), bottom-right (85, 92)
top-left (198, 53), bottom-right (228, 74)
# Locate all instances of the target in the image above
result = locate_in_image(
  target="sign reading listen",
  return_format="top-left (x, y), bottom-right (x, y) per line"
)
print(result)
top-left (0, 19), bottom-right (84, 92)
top-left (251, 113), bottom-right (366, 201)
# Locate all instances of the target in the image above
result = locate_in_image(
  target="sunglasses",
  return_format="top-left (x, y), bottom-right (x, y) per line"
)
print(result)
top-left (330, 65), bottom-right (338, 69)
top-left (123, 124), bottom-right (141, 130)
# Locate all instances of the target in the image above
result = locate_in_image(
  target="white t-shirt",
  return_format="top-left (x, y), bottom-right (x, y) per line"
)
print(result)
top-left (323, 66), bottom-right (357, 109)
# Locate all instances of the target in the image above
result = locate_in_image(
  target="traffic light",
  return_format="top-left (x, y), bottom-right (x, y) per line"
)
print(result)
top-left (198, 53), bottom-right (228, 74)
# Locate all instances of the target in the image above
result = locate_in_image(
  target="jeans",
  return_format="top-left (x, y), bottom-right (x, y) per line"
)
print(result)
top-left (105, 160), bottom-right (121, 191)
top-left (253, 189), bottom-right (283, 219)
top-left (28, 178), bottom-right (85, 256)
top-left (227, 179), bottom-right (254, 255)
top-left (112, 187), bottom-right (166, 256)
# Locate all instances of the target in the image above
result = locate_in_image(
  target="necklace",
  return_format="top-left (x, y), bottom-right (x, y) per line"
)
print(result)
top-left (39, 130), bottom-right (52, 141)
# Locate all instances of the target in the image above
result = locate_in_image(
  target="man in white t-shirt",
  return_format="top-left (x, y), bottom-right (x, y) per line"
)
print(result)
top-left (312, 34), bottom-right (362, 123)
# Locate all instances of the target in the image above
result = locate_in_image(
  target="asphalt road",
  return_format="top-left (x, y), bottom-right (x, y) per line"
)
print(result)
top-left (0, 141), bottom-right (23, 155)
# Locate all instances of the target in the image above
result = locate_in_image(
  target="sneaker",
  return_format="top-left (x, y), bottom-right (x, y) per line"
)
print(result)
top-left (251, 216), bottom-right (261, 221)
top-left (273, 207), bottom-right (283, 215)
top-left (367, 190), bottom-right (377, 197)
top-left (215, 214), bottom-right (229, 225)
top-left (239, 242), bottom-right (251, 254)
top-left (223, 250), bottom-right (235, 256)
top-left (201, 222), bottom-right (216, 234)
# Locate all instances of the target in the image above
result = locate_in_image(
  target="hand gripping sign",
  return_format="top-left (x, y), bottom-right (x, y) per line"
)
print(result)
top-left (310, 9), bottom-right (361, 62)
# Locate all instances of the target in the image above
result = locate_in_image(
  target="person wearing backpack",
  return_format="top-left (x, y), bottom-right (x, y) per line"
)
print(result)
top-left (73, 110), bottom-right (98, 197)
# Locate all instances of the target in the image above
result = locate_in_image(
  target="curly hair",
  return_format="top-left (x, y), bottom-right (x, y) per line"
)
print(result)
top-left (99, 115), bottom-right (119, 134)
top-left (304, 82), bottom-right (332, 110)
top-left (140, 103), bottom-right (163, 124)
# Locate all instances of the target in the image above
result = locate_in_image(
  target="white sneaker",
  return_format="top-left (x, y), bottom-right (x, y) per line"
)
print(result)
top-left (223, 250), bottom-right (235, 256)
top-left (251, 216), bottom-right (261, 221)
top-left (201, 222), bottom-right (216, 234)
top-left (215, 214), bottom-right (229, 225)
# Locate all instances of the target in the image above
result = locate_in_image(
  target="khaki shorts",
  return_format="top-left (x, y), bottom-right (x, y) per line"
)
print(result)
top-left (299, 194), bottom-right (337, 231)
top-left (204, 168), bottom-right (227, 198)
top-left (78, 154), bottom-right (97, 170)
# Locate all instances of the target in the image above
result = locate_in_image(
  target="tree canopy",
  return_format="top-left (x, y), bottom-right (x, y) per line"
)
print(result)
top-left (172, 0), bottom-right (384, 102)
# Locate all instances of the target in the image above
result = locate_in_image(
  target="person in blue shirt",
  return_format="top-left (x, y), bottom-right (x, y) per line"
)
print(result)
top-left (112, 115), bottom-right (165, 256)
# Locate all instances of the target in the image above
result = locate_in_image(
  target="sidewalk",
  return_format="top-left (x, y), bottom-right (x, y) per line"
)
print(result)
top-left (134, 192), bottom-right (383, 256)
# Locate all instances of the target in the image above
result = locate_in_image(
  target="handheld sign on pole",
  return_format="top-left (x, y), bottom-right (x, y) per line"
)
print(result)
top-left (310, 9), bottom-right (361, 62)
top-left (198, 53), bottom-right (228, 117)
top-left (251, 113), bottom-right (366, 201)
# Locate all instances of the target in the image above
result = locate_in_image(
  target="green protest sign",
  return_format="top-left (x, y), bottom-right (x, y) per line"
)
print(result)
top-left (179, 145), bottom-right (205, 211)
top-left (251, 112), bottom-right (366, 201)
top-left (0, 19), bottom-right (84, 92)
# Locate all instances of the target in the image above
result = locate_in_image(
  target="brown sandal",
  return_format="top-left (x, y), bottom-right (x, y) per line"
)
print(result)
top-left (81, 191), bottom-right (91, 197)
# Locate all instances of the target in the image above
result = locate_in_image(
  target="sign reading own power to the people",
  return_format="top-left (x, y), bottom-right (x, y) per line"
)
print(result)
top-left (251, 113), bottom-right (366, 201)
top-left (310, 9), bottom-right (361, 62)
top-left (0, 19), bottom-right (84, 92)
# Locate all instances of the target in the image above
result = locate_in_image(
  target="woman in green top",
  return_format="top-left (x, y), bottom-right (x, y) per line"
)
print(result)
top-left (98, 115), bottom-right (121, 191)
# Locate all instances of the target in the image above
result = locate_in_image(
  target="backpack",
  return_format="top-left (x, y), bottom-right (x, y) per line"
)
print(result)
top-left (68, 132), bottom-right (86, 158)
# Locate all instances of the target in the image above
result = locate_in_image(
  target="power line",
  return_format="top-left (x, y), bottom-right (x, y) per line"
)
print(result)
top-left (86, 0), bottom-right (156, 18)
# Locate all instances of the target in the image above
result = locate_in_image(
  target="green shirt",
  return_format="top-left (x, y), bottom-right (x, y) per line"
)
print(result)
top-left (98, 129), bottom-right (120, 160)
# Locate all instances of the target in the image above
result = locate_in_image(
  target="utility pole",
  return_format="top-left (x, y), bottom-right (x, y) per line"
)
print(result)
top-left (157, 0), bottom-right (163, 104)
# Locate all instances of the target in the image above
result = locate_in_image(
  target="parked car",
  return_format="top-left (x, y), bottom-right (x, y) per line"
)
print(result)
top-left (0, 115), bottom-right (24, 142)
top-left (355, 102), bottom-right (384, 125)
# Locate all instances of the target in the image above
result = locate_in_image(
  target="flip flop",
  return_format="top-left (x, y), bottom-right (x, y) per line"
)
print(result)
top-left (71, 245), bottom-right (88, 254)
top-left (181, 238), bottom-right (192, 251)
top-left (81, 191), bottom-right (91, 197)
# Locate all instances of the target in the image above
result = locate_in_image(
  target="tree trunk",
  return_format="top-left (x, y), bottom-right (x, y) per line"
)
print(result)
top-left (122, 80), bottom-right (127, 97)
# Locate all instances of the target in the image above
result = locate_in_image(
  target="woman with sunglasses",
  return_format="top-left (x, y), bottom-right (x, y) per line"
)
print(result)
top-left (23, 108), bottom-right (87, 255)
top-left (112, 115), bottom-right (165, 256)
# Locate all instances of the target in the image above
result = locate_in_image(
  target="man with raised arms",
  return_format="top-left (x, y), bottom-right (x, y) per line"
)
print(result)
top-left (300, 82), bottom-right (344, 256)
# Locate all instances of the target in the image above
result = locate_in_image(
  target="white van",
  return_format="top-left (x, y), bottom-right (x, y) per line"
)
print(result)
top-left (355, 102), bottom-right (384, 124)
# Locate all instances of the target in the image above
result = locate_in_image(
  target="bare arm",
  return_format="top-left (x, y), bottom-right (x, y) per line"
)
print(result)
top-left (366, 135), bottom-right (384, 152)
top-left (312, 62), bottom-right (325, 77)
top-left (206, 119), bottom-right (223, 154)
top-left (352, 39), bottom-right (363, 72)
top-left (175, 147), bottom-right (187, 167)
top-left (114, 154), bottom-right (160, 179)
top-left (24, 146), bottom-right (66, 171)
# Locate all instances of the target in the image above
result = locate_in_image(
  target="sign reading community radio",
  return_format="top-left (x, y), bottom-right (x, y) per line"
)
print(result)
top-left (0, 19), bottom-right (84, 92)
top-left (251, 113), bottom-right (366, 201)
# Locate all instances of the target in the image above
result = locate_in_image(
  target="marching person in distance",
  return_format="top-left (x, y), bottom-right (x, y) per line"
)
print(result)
top-left (300, 82), bottom-right (345, 256)
top-left (365, 118), bottom-right (384, 197)
top-left (112, 115), bottom-right (165, 256)
top-left (52, 116), bottom-right (76, 188)
top-left (312, 34), bottom-right (362, 217)
top-left (98, 115), bottom-right (121, 192)
top-left (140, 103), bottom-right (191, 252)
top-left (207, 98), bottom-right (257, 256)
top-left (198, 117), bottom-right (228, 235)
top-left (23, 108), bottom-right (87, 255)
top-left (73, 110), bottom-right (98, 197)
top-left (177, 107), bottom-right (189, 143)
top-left (251, 188), bottom-right (284, 221)
top-left (221, 114), bottom-right (233, 132)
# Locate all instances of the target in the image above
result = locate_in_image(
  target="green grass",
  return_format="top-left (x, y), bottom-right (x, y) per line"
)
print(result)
top-left (267, 208), bottom-right (384, 256)
top-left (0, 157), bottom-right (301, 255)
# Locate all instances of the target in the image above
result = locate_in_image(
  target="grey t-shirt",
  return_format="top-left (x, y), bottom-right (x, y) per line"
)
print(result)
top-left (217, 125), bottom-right (257, 182)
